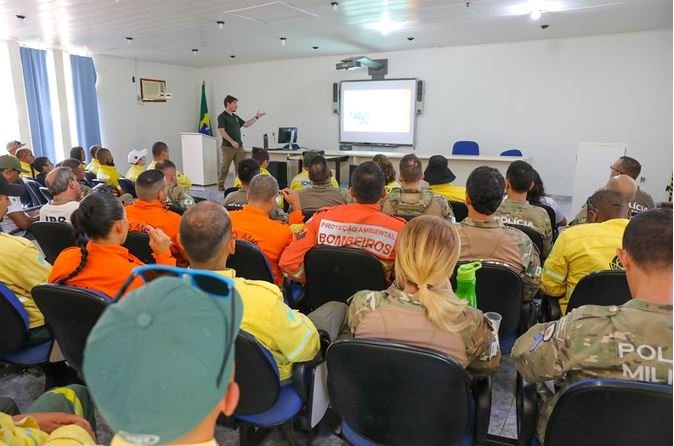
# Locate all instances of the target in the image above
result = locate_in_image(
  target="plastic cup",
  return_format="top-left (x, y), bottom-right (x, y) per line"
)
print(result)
top-left (485, 312), bottom-right (502, 334)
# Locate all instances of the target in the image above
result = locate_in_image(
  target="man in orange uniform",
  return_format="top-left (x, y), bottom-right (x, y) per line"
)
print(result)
top-left (280, 161), bottom-right (406, 283)
top-left (229, 174), bottom-right (303, 286)
top-left (124, 170), bottom-right (184, 263)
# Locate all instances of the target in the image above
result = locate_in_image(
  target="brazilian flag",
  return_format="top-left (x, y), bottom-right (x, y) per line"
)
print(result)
top-left (198, 81), bottom-right (212, 136)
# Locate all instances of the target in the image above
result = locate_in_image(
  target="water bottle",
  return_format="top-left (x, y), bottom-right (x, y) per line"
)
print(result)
top-left (455, 262), bottom-right (482, 308)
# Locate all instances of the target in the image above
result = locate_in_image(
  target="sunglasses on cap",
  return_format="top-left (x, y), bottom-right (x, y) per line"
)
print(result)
top-left (114, 265), bottom-right (236, 387)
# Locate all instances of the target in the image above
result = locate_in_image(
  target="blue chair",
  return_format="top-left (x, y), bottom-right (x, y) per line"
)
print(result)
top-left (234, 330), bottom-right (325, 445)
top-left (501, 149), bottom-right (523, 156)
top-left (327, 338), bottom-right (491, 446)
top-left (452, 141), bottom-right (479, 156)
top-left (24, 179), bottom-right (48, 206)
top-left (0, 282), bottom-right (54, 379)
top-left (118, 178), bottom-right (137, 198)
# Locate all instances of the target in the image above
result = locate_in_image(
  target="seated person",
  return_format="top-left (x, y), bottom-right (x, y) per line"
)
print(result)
top-left (156, 159), bottom-right (195, 209)
top-left (297, 155), bottom-right (349, 212)
top-left (290, 150), bottom-right (339, 190)
top-left (424, 155), bottom-right (467, 202)
top-left (6, 140), bottom-right (23, 156)
top-left (610, 155), bottom-right (655, 215)
top-left (15, 147), bottom-right (35, 178)
top-left (232, 147), bottom-right (271, 188)
top-left (569, 174), bottom-right (637, 226)
top-left (125, 170), bottom-right (183, 262)
top-left (39, 167), bottom-right (81, 223)
top-left (179, 201), bottom-right (342, 381)
top-left (280, 162), bottom-right (406, 284)
top-left (69, 145), bottom-right (86, 164)
top-left (527, 169), bottom-right (567, 226)
top-left (0, 174), bottom-right (50, 342)
top-left (373, 154), bottom-right (401, 194)
top-left (0, 155), bottom-right (38, 236)
top-left (513, 208), bottom-right (672, 443)
top-left (229, 174), bottom-right (303, 286)
top-left (125, 148), bottom-right (147, 182)
top-left (30, 156), bottom-right (54, 187)
top-left (85, 144), bottom-right (101, 174)
top-left (348, 215), bottom-right (501, 377)
top-left (541, 189), bottom-right (630, 314)
top-left (223, 159), bottom-right (259, 206)
top-left (494, 160), bottom-right (553, 257)
top-left (49, 192), bottom-right (174, 297)
top-left (0, 384), bottom-right (96, 444)
top-left (83, 276), bottom-right (241, 445)
top-left (381, 153), bottom-right (454, 220)
top-left (60, 158), bottom-right (92, 197)
top-left (95, 147), bottom-right (125, 190)
top-left (455, 166), bottom-right (541, 302)
top-left (147, 141), bottom-right (192, 189)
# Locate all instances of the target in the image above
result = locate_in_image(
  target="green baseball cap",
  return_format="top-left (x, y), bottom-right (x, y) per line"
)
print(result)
top-left (83, 276), bottom-right (242, 444)
top-left (302, 150), bottom-right (324, 165)
top-left (0, 155), bottom-right (22, 172)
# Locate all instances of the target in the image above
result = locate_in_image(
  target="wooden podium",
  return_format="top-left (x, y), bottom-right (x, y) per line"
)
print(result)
top-left (180, 133), bottom-right (218, 186)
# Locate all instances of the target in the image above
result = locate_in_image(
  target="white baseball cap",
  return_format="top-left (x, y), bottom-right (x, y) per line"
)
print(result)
top-left (128, 148), bottom-right (148, 164)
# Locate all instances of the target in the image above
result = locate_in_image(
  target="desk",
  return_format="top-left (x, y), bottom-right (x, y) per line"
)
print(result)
top-left (247, 149), bottom-right (529, 186)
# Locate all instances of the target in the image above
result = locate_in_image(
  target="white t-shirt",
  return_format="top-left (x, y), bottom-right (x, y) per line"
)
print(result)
top-left (540, 195), bottom-right (565, 225)
top-left (39, 201), bottom-right (80, 224)
top-left (0, 196), bottom-right (24, 235)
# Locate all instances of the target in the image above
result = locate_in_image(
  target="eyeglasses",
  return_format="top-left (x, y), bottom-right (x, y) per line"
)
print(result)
top-left (609, 164), bottom-right (626, 175)
top-left (586, 198), bottom-right (599, 219)
top-left (114, 265), bottom-right (236, 387)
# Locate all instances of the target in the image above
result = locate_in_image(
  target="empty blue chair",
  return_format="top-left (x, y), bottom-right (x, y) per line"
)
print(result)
top-left (452, 141), bottom-right (479, 156)
top-left (501, 149), bottom-right (523, 156)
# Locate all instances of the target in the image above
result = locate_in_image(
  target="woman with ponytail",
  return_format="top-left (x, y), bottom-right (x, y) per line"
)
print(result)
top-left (347, 215), bottom-right (501, 376)
top-left (49, 192), bottom-right (175, 298)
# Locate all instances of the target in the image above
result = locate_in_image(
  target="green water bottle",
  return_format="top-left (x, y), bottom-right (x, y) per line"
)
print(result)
top-left (455, 262), bottom-right (482, 308)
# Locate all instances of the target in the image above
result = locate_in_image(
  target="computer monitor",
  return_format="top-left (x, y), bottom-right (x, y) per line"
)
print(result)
top-left (278, 127), bottom-right (298, 144)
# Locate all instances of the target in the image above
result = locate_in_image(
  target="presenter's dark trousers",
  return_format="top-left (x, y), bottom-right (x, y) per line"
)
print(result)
top-left (219, 145), bottom-right (245, 189)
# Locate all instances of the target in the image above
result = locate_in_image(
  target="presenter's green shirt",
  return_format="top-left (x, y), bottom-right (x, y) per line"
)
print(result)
top-left (217, 111), bottom-right (245, 147)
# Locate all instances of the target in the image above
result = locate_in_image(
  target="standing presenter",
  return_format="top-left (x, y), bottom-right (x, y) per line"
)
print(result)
top-left (217, 94), bottom-right (266, 190)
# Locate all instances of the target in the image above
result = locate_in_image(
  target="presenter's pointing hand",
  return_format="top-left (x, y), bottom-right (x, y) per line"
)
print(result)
top-left (255, 111), bottom-right (266, 119)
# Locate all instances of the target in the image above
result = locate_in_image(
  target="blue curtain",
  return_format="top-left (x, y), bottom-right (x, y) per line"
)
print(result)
top-left (70, 55), bottom-right (101, 159)
top-left (20, 47), bottom-right (56, 160)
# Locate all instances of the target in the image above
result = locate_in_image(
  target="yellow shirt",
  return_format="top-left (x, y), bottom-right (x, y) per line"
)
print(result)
top-left (541, 218), bottom-right (629, 314)
top-left (96, 165), bottom-right (123, 189)
top-left (19, 161), bottom-right (32, 178)
top-left (216, 269), bottom-right (319, 380)
top-left (429, 183), bottom-right (466, 202)
top-left (233, 167), bottom-right (271, 189)
top-left (384, 181), bottom-right (401, 194)
top-left (85, 159), bottom-right (100, 175)
top-left (290, 170), bottom-right (339, 191)
top-left (125, 164), bottom-right (145, 182)
top-left (0, 413), bottom-right (96, 446)
top-left (147, 161), bottom-right (192, 189)
top-left (0, 233), bottom-right (51, 328)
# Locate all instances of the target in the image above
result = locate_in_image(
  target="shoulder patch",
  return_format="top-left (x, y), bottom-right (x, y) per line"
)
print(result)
top-left (543, 323), bottom-right (556, 342)
top-left (530, 332), bottom-right (545, 351)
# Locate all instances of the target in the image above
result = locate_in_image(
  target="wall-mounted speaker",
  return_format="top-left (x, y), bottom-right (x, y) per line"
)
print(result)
top-left (332, 82), bottom-right (340, 114)
top-left (416, 79), bottom-right (424, 115)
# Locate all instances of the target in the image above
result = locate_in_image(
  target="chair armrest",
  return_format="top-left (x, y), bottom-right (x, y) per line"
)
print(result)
top-left (538, 295), bottom-right (561, 322)
top-left (291, 351), bottom-right (324, 401)
top-left (516, 372), bottom-right (538, 446)
top-left (471, 376), bottom-right (491, 444)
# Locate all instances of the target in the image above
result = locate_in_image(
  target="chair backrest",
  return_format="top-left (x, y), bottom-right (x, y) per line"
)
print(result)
top-left (449, 201), bottom-right (468, 222)
top-left (24, 179), bottom-right (47, 205)
top-left (123, 231), bottom-right (155, 264)
top-left (327, 338), bottom-right (472, 446)
top-left (500, 149), bottom-right (522, 156)
top-left (566, 270), bottom-right (632, 313)
top-left (84, 171), bottom-right (96, 183)
top-left (452, 141), bottom-right (479, 156)
top-left (226, 240), bottom-right (274, 283)
top-left (118, 178), bottom-right (137, 198)
top-left (223, 186), bottom-right (240, 198)
top-left (505, 223), bottom-right (544, 258)
top-left (233, 330), bottom-right (281, 416)
top-left (0, 283), bottom-right (29, 354)
top-left (32, 284), bottom-right (109, 376)
top-left (304, 245), bottom-right (387, 308)
top-left (32, 222), bottom-right (77, 264)
top-left (302, 209), bottom-right (316, 222)
top-left (39, 186), bottom-right (53, 201)
top-left (545, 379), bottom-right (672, 446)
top-left (532, 202), bottom-right (558, 238)
top-left (451, 261), bottom-right (523, 342)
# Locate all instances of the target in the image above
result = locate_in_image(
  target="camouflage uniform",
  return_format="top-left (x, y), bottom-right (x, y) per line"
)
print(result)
top-left (298, 183), bottom-right (350, 212)
top-left (568, 206), bottom-right (588, 226)
top-left (381, 187), bottom-right (455, 222)
top-left (167, 184), bottom-right (194, 210)
top-left (494, 199), bottom-right (553, 257)
top-left (223, 188), bottom-right (247, 206)
top-left (512, 300), bottom-right (673, 442)
top-left (455, 217), bottom-right (542, 302)
top-left (347, 286), bottom-right (501, 377)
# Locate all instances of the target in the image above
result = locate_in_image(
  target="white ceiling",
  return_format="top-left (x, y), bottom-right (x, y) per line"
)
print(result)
top-left (0, 0), bottom-right (671, 67)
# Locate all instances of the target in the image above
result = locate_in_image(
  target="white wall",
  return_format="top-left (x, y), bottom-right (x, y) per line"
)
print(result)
top-left (201, 29), bottom-right (672, 200)
top-left (94, 55), bottom-right (200, 171)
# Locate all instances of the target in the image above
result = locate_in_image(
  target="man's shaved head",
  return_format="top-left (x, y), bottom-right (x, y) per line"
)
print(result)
top-left (135, 170), bottom-right (167, 201)
top-left (605, 175), bottom-right (637, 202)
top-left (180, 201), bottom-right (232, 264)
top-left (587, 189), bottom-right (629, 222)
top-left (247, 174), bottom-right (279, 202)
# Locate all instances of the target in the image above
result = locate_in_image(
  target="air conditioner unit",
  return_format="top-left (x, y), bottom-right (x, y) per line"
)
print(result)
top-left (140, 78), bottom-right (167, 102)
